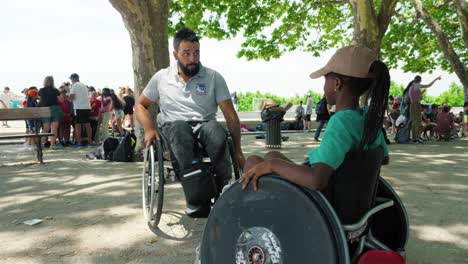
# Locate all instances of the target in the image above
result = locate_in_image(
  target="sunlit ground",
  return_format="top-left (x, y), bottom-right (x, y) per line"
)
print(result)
top-left (0, 135), bottom-right (467, 263)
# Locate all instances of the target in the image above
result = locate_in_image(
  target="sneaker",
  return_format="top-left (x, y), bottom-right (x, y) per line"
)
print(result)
top-left (186, 204), bottom-right (211, 218)
top-left (43, 141), bottom-right (51, 148)
top-left (50, 144), bottom-right (64, 150)
top-left (412, 139), bottom-right (423, 144)
top-left (314, 138), bottom-right (320, 142)
top-left (72, 144), bottom-right (85, 148)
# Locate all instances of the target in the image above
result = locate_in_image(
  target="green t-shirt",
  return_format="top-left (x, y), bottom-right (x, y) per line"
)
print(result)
top-left (307, 108), bottom-right (389, 170)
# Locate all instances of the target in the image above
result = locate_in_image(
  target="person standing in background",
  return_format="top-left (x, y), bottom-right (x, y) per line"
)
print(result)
top-left (406, 75), bottom-right (441, 143)
top-left (69, 73), bottom-right (92, 147)
top-left (38, 76), bottom-right (63, 148)
top-left (0, 87), bottom-right (12, 127)
top-left (232, 92), bottom-right (239, 111)
top-left (123, 88), bottom-right (135, 131)
top-left (303, 94), bottom-right (313, 132)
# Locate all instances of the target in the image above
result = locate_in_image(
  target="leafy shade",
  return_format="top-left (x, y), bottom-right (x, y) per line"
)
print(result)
top-left (169, 0), bottom-right (352, 61)
top-left (382, 0), bottom-right (467, 74)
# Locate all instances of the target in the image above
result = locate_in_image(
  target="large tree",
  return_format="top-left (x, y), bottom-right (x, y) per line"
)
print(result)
top-left (109, 0), bottom-right (170, 152)
top-left (382, 0), bottom-right (468, 98)
top-left (169, 0), bottom-right (397, 58)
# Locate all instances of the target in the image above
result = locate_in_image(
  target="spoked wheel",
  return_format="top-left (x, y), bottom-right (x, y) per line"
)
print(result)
top-left (142, 140), bottom-right (165, 232)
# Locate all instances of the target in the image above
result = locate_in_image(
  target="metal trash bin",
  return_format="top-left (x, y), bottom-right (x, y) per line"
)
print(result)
top-left (261, 110), bottom-right (286, 149)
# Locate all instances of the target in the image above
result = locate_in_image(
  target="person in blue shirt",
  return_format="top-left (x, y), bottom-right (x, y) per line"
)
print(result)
top-left (241, 46), bottom-right (390, 191)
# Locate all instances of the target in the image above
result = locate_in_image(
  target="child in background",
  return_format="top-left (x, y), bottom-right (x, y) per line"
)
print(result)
top-left (89, 91), bottom-right (101, 144)
top-left (58, 89), bottom-right (72, 146)
top-left (110, 89), bottom-right (126, 137)
top-left (25, 88), bottom-right (39, 148)
top-left (100, 88), bottom-right (113, 141)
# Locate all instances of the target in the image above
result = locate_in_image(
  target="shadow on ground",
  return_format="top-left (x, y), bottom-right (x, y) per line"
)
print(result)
top-left (0, 135), bottom-right (467, 263)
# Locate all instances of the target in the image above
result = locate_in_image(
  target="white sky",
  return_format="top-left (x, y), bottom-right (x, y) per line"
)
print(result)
top-left (0, 0), bottom-right (461, 98)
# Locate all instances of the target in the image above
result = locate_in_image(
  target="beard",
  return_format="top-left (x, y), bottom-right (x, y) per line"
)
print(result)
top-left (178, 61), bottom-right (200, 77)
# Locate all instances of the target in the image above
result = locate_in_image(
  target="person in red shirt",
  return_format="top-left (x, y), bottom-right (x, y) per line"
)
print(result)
top-left (89, 91), bottom-right (102, 144)
top-left (58, 89), bottom-right (72, 146)
top-left (435, 105), bottom-right (454, 141)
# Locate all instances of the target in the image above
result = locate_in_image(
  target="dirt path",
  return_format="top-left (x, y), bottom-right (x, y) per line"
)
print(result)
top-left (1, 135), bottom-right (467, 263)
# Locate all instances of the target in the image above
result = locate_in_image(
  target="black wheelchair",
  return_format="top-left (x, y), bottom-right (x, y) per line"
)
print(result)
top-left (199, 148), bottom-right (409, 263)
top-left (142, 129), bottom-right (241, 232)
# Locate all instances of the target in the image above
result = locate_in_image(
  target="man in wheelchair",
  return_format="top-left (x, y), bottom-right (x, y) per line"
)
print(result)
top-left (135, 28), bottom-right (245, 218)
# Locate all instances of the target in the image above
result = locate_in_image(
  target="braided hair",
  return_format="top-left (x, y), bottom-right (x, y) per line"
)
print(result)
top-left (361, 61), bottom-right (390, 148)
top-left (328, 61), bottom-right (390, 148)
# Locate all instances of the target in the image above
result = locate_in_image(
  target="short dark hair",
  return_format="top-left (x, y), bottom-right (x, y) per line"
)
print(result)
top-left (4, 87), bottom-right (10, 90)
top-left (173, 28), bottom-right (199, 51)
top-left (464, 102), bottom-right (468, 108)
top-left (414, 75), bottom-right (422, 82)
top-left (442, 105), bottom-right (450, 112)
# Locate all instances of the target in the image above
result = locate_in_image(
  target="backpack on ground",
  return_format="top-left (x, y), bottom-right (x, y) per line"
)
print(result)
top-left (395, 116), bottom-right (411, 144)
top-left (111, 132), bottom-right (137, 162)
top-left (86, 137), bottom-right (119, 160)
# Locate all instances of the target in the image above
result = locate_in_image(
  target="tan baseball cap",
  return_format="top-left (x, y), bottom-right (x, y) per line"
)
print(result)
top-left (309, 45), bottom-right (377, 79)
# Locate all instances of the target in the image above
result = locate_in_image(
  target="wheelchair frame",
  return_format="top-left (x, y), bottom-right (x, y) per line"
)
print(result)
top-left (142, 131), bottom-right (241, 232)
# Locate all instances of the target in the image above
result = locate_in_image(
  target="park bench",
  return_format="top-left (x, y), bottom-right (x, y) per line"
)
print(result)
top-left (0, 107), bottom-right (54, 164)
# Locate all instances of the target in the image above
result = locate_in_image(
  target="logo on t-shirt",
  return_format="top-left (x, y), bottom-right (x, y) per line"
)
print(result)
top-left (195, 84), bottom-right (206, 95)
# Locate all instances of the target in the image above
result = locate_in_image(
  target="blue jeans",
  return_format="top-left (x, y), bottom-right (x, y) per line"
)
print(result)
top-left (161, 120), bottom-right (232, 189)
top-left (314, 120), bottom-right (327, 139)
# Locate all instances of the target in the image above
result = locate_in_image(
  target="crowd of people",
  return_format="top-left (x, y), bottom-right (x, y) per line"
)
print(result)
top-left (387, 75), bottom-right (467, 143)
top-left (7, 74), bottom-right (135, 150)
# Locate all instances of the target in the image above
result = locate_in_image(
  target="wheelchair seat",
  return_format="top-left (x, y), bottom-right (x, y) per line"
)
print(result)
top-left (322, 147), bottom-right (384, 225)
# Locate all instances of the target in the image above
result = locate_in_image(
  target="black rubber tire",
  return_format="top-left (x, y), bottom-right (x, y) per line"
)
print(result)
top-left (142, 140), bottom-right (165, 232)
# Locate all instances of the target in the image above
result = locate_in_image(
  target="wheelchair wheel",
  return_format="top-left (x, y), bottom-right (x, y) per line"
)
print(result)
top-left (200, 175), bottom-right (350, 264)
top-left (371, 177), bottom-right (409, 252)
top-left (142, 140), bottom-right (165, 231)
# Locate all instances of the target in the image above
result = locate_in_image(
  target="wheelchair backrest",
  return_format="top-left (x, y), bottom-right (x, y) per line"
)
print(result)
top-left (321, 147), bottom-right (385, 225)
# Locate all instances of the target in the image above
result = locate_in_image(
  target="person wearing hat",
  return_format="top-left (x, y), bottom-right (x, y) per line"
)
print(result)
top-left (69, 73), bottom-right (92, 147)
top-left (241, 45), bottom-right (390, 191)
top-left (25, 88), bottom-right (39, 147)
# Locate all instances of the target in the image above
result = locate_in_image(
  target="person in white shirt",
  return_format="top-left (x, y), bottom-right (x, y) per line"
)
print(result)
top-left (303, 94), bottom-right (313, 131)
top-left (69, 73), bottom-right (92, 147)
top-left (0, 87), bottom-right (13, 127)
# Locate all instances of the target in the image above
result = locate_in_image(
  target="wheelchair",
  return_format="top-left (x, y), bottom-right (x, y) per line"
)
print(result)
top-left (199, 148), bottom-right (409, 263)
top-left (142, 128), bottom-right (241, 232)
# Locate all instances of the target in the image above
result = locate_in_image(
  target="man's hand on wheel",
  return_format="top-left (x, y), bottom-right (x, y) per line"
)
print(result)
top-left (144, 128), bottom-right (160, 149)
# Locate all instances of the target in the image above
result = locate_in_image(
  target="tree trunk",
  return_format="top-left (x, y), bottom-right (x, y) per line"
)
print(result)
top-left (453, 0), bottom-right (468, 51)
top-left (109, 0), bottom-right (170, 156)
top-left (349, 0), bottom-right (398, 106)
top-left (413, 0), bottom-right (468, 99)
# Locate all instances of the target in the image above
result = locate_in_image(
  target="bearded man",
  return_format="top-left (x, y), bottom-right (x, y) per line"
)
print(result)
top-left (135, 28), bottom-right (245, 218)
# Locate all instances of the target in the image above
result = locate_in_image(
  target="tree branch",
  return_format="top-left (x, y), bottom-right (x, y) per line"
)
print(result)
top-left (377, 0), bottom-right (398, 40)
top-left (412, 0), bottom-right (468, 92)
top-left (453, 0), bottom-right (468, 50)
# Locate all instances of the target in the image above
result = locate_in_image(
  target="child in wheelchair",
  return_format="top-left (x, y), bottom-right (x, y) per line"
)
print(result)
top-left (241, 45), bottom-right (390, 194)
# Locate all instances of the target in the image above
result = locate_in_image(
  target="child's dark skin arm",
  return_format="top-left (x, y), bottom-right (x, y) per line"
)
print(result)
top-left (240, 159), bottom-right (334, 191)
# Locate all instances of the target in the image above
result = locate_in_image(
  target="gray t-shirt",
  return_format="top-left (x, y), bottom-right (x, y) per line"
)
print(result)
top-left (143, 62), bottom-right (231, 125)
